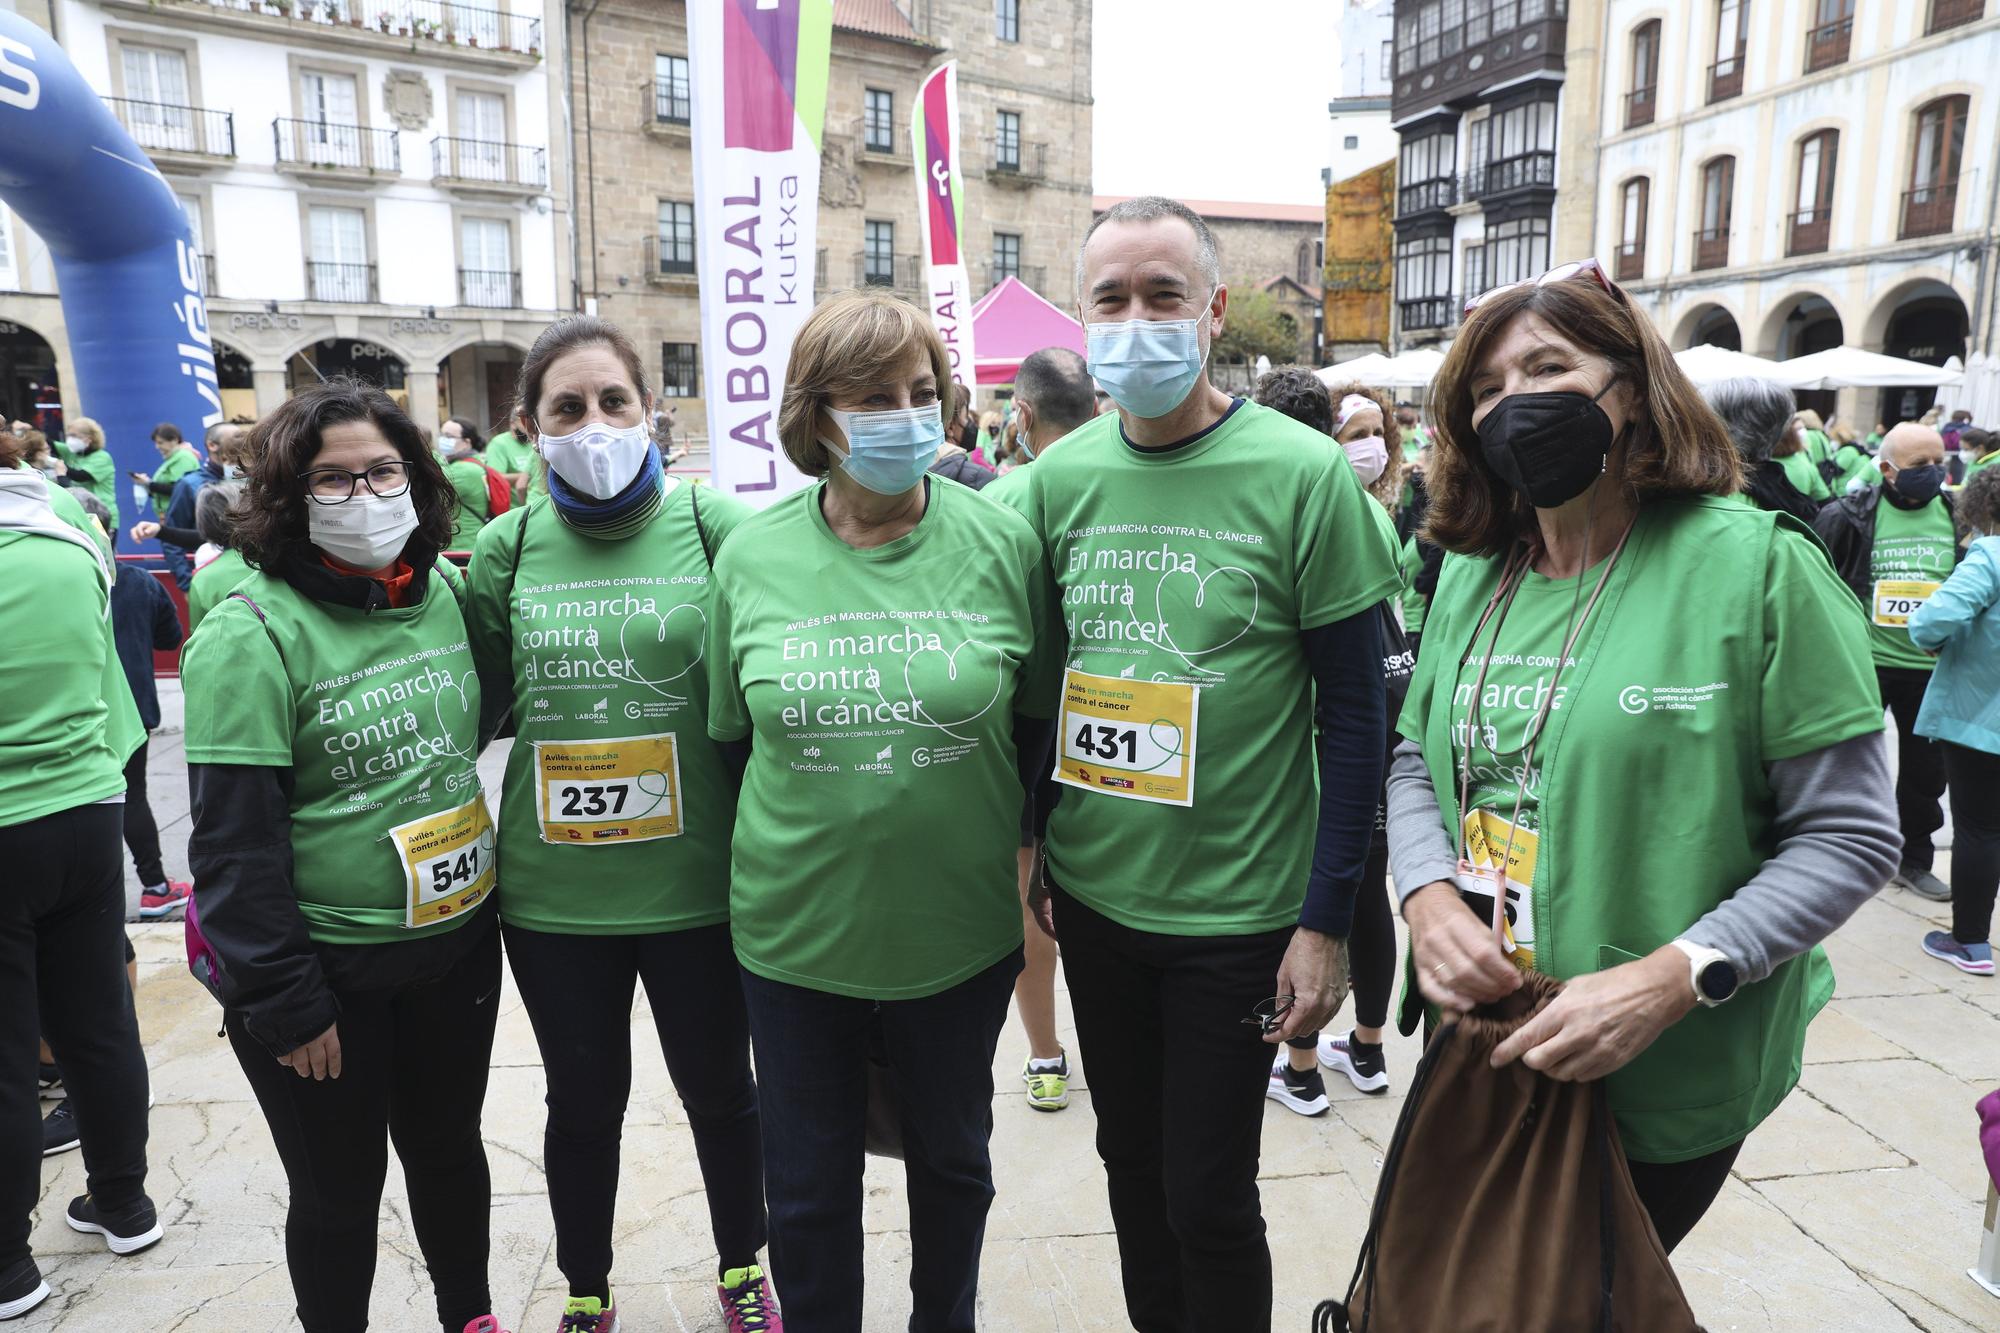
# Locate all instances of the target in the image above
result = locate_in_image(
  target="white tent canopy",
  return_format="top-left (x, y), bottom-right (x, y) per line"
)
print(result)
top-left (1779, 346), bottom-right (1964, 390)
top-left (1317, 347), bottom-right (1447, 389)
top-left (1673, 344), bottom-right (1818, 389)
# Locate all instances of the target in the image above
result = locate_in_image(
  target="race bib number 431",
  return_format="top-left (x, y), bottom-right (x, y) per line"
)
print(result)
top-left (534, 733), bottom-right (683, 845)
top-left (1054, 669), bottom-right (1198, 806)
top-left (1872, 578), bottom-right (1941, 628)
top-left (389, 795), bottom-right (496, 930)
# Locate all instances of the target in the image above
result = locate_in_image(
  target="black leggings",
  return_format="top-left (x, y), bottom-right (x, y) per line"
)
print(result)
top-left (1626, 1140), bottom-right (1742, 1254)
top-left (122, 739), bottom-right (165, 888)
top-left (228, 919), bottom-right (501, 1333)
top-left (1944, 742), bottom-right (2000, 946)
top-left (503, 922), bottom-right (766, 1297)
top-left (0, 803), bottom-right (151, 1273)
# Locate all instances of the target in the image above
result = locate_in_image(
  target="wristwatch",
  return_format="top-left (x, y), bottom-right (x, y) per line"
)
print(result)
top-left (1670, 939), bottom-right (1740, 1008)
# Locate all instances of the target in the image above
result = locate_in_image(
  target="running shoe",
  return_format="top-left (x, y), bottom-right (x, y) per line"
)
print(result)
top-left (557, 1294), bottom-right (617, 1332)
top-left (1894, 866), bottom-right (1952, 902)
top-left (1266, 1057), bottom-right (1330, 1117)
top-left (64, 1193), bottom-right (163, 1255)
top-left (1922, 931), bottom-right (1995, 977)
top-left (138, 879), bottom-right (193, 918)
top-left (461, 1319), bottom-right (512, 1333)
top-left (718, 1266), bottom-right (781, 1332)
top-left (0, 1257), bottom-right (49, 1321)
top-left (42, 1099), bottom-right (78, 1156)
top-left (1318, 1029), bottom-right (1391, 1094)
top-left (1022, 1052), bottom-right (1071, 1111)
top-left (37, 1062), bottom-right (62, 1099)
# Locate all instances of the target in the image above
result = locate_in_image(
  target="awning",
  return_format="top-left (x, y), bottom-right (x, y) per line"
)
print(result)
top-left (969, 276), bottom-right (1086, 386)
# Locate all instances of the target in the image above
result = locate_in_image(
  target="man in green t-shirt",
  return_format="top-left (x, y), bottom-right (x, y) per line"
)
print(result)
top-left (482, 426), bottom-right (535, 501)
top-left (132, 422), bottom-right (201, 520)
top-left (996, 197), bottom-right (1399, 1331)
top-left (1812, 422), bottom-right (1957, 903)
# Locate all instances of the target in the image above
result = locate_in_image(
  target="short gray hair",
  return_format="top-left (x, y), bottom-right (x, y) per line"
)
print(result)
top-left (196, 479), bottom-right (243, 549)
top-left (1701, 376), bottom-right (1796, 465)
top-left (1076, 196), bottom-right (1222, 299)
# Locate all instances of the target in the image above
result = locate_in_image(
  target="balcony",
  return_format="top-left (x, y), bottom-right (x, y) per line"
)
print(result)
top-left (1467, 152), bottom-right (1556, 199)
top-left (1693, 227), bottom-right (1730, 271)
top-left (1613, 243), bottom-right (1643, 282)
top-left (431, 136), bottom-right (546, 196)
top-left (308, 260), bottom-right (377, 304)
top-left (1787, 207), bottom-right (1831, 256)
top-left (1707, 54), bottom-right (1744, 104)
top-left (1390, 0), bottom-right (1568, 120)
top-left (1624, 85), bottom-right (1655, 130)
top-left (1398, 296), bottom-right (1457, 332)
top-left (1805, 16), bottom-right (1852, 73)
top-left (1901, 181), bottom-right (1960, 239)
top-left (654, 76), bottom-right (690, 126)
top-left (105, 98), bottom-right (235, 167)
top-left (855, 115), bottom-right (908, 161)
top-left (643, 234), bottom-right (697, 283)
top-left (1397, 176), bottom-right (1458, 217)
top-left (105, 0), bottom-right (543, 63)
top-left (1929, 0), bottom-right (1985, 35)
top-left (988, 140), bottom-right (1048, 185)
top-left (274, 118), bottom-right (399, 182)
top-left (853, 251), bottom-right (922, 295)
top-left (459, 268), bottom-right (521, 308)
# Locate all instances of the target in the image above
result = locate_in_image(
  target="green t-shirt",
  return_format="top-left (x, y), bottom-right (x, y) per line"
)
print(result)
top-left (53, 441), bottom-right (120, 530)
top-left (187, 548), bottom-right (254, 634)
top-left (467, 483), bottom-right (752, 935)
top-left (1399, 534), bottom-right (1429, 636)
top-left (1776, 450), bottom-right (1831, 502)
top-left (996, 400), bottom-right (1402, 936)
top-left (1827, 443), bottom-right (1876, 494)
top-left (484, 432), bottom-right (533, 478)
top-left (152, 445), bottom-right (201, 518)
top-left (1968, 449), bottom-right (2000, 476)
top-left (444, 458), bottom-right (490, 551)
top-left (183, 567), bottom-right (492, 945)
top-left (708, 477), bottom-right (1058, 999)
top-left (1867, 497), bottom-right (1957, 672)
top-left (980, 461), bottom-right (1030, 507)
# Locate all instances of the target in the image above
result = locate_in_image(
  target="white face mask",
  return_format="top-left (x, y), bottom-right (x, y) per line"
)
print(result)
top-left (308, 489), bottom-right (419, 570)
top-left (537, 420), bottom-right (650, 500)
top-left (1343, 434), bottom-right (1390, 486)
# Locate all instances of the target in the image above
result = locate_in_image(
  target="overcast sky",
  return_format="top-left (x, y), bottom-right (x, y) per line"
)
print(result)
top-left (1090, 0), bottom-right (1341, 206)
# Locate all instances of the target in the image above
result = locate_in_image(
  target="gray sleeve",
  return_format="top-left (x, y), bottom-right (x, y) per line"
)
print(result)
top-left (1386, 739), bottom-right (1461, 913)
top-left (1681, 731), bottom-right (1901, 983)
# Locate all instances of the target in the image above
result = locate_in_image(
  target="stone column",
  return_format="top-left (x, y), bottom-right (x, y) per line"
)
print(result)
top-left (251, 365), bottom-right (289, 416)
top-left (406, 368), bottom-right (441, 435)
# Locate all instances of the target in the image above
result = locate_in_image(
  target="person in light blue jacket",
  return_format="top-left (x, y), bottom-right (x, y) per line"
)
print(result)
top-left (1910, 466), bottom-right (2000, 977)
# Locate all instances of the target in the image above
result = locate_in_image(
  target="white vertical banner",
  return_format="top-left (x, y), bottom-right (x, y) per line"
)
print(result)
top-left (911, 62), bottom-right (977, 392)
top-left (687, 0), bottom-right (832, 504)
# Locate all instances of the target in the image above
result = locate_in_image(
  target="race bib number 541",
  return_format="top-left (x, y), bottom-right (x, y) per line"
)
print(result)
top-left (1054, 669), bottom-right (1198, 806)
top-left (389, 795), bottom-right (496, 930)
top-left (534, 733), bottom-right (683, 845)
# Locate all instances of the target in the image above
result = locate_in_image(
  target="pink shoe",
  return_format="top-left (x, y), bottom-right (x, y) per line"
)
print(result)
top-left (139, 879), bottom-right (192, 919)
top-left (462, 1318), bottom-right (512, 1333)
top-left (719, 1265), bottom-right (781, 1332)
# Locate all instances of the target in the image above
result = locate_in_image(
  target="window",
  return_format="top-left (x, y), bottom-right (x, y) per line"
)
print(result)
top-left (1696, 156), bottom-right (1734, 268)
top-left (655, 54), bottom-right (691, 124)
top-left (121, 45), bottom-right (194, 152)
top-left (1380, 40), bottom-right (1393, 80)
top-left (454, 90), bottom-right (507, 181)
top-left (1396, 10), bottom-right (1417, 74)
top-left (1928, 0), bottom-right (1985, 37)
top-left (864, 88), bottom-right (894, 153)
top-left (657, 200), bottom-right (696, 273)
top-left (1486, 215), bottom-right (1551, 287)
top-left (864, 220), bottom-right (895, 285)
top-left (995, 0), bottom-right (1019, 42)
top-left (1710, 0), bottom-right (1750, 103)
top-left (993, 231), bottom-right (1021, 283)
top-left (995, 110), bottom-right (1021, 171)
top-left (307, 204), bottom-right (369, 301)
top-left (1627, 21), bottom-right (1659, 128)
top-left (1905, 95), bottom-right (1969, 238)
top-left (661, 343), bottom-right (700, 398)
top-left (1806, 0), bottom-right (1854, 73)
top-left (1481, 99), bottom-right (1557, 193)
top-left (300, 71), bottom-right (362, 167)
top-left (1616, 178), bottom-right (1648, 280)
top-left (1344, 134), bottom-right (1360, 150)
top-left (1790, 131), bottom-right (1837, 255)
top-left (1397, 127), bottom-right (1456, 212)
top-left (1463, 241), bottom-right (1487, 300)
top-left (176, 193), bottom-right (205, 259)
top-left (1395, 234), bottom-right (1453, 329)
top-left (460, 217), bottom-right (512, 307)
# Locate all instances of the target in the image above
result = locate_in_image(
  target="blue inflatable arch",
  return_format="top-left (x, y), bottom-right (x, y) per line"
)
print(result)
top-left (0, 12), bottom-right (224, 552)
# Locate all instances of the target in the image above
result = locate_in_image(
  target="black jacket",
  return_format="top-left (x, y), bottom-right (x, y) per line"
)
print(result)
top-left (928, 446), bottom-right (995, 490)
top-left (110, 565), bottom-right (182, 731)
top-left (1810, 484), bottom-right (1958, 607)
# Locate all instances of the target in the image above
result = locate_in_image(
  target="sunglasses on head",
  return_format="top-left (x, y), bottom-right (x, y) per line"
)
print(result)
top-left (1463, 258), bottom-right (1617, 315)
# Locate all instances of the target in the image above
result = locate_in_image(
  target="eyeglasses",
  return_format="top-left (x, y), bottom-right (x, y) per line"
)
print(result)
top-left (1463, 258), bottom-right (1615, 315)
top-left (1241, 995), bottom-right (1296, 1036)
top-left (301, 460), bottom-right (414, 505)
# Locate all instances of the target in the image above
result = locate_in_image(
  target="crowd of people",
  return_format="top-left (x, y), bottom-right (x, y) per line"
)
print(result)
top-left (3, 197), bottom-right (1996, 1333)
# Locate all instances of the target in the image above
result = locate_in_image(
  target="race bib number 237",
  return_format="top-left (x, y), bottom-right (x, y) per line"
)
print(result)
top-left (1054, 669), bottom-right (1198, 806)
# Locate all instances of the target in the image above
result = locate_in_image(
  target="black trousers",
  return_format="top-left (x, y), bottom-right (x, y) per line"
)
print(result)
top-left (0, 803), bottom-right (151, 1273)
top-left (1944, 742), bottom-right (2000, 945)
top-left (1289, 843), bottom-right (1395, 1052)
top-left (1627, 1140), bottom-right (1742, 1254)
top-left (502, 922), bottom-right (767, 1297)
top-left (121, 739), bottom-right (165, 888)
top-left (1878, 667), bottom-right (1948, 871)
top-left (228, 918), bottom-right (501, 1333)
top-left (1052, 885), bottom-right (1292, 1333)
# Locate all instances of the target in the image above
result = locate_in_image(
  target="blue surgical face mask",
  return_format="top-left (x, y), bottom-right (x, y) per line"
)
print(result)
top-left (824, 402), bottom-right (943, 495)
top-left (1086, 291), bottom-right (1215, 419)
top-left (1015, 426), bottom-right (1035, 462)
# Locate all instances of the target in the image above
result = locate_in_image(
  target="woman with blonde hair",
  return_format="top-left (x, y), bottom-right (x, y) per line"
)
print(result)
top-left (53, 416), bottom-right (119, 528)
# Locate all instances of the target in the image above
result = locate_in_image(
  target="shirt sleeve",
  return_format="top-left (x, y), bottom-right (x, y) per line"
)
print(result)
top-left (1760, 522), bottom-right (1884, 762)
top-left (706, 566), bottom-right (751, 743)
top-left (183, 597), bottom-right (294, 766)
top-left (1908, 541), bottom-right (1999, 651)
top-left (1296, 455), bottom-right (1403, 631)
top-left (465, 512), bottom-right (519, 747)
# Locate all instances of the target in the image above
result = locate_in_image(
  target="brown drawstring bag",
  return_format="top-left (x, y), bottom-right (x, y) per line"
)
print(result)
top-left (1316, 972), bottom-right (1701, 1333)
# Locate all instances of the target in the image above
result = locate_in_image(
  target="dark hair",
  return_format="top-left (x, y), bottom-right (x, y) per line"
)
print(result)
top-left (445, 417), bottom-right (486, 451)
top-left (152, 422), bottom-right (182, 444)
top-left (1962, 427), bottom-right (1994, 459)
top-left (1962, 465), bottom-right (2000, 536)
top-left (1014, 348), bottom-right (1096, 435)
top-left (1425, 277), bottom-right (1742, 557)
top-left (196, 480), bottom-right (243, 549)
top-left (1253, 366), bottom-right (1335, 436)
top-left (232, 379), bottom-right (454, 572)
top-left (514, 316), bottom-right (652, 440)
top-left (0, 422), bottom-right (19, 470)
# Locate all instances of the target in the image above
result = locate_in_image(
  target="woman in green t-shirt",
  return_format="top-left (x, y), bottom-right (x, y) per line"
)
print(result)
top-left (465, 317), bottom-right (777, 1332)
top-left (438, 417), bottom-right (492, 552)
top-left (182, 381), bottom-right (512, 1333)
top-left (709, 292), bottom-right (1056, 1330)
top-left (1386, 260), bottom-right (1900, 1261)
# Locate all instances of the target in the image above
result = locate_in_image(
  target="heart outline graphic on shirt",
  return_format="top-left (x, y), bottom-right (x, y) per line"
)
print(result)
top-left (601, 602), bottom-right (708, 701)
top-left (1153, 563), bottom-right (1258, 673)
top-left (432, 669), bottom-right (480, 763)
top-left (899, 638), bottom-right (1006, 742)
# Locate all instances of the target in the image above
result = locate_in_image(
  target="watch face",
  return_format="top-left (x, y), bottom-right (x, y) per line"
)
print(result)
top-left (1699, 959), bottom-right (1739, 1002)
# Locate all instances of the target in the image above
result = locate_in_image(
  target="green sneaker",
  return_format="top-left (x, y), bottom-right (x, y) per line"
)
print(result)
top-left (557, 1293), bottom-right (617, 1332)
top-left (1023, 1052), bottom-right (1071, 1111)
top-left (719, 1265), bottom-right (781, 1331)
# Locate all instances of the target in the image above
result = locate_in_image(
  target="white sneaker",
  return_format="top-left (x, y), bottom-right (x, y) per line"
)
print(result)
top-left (1318, 1029), bottom-right (1391, 1094)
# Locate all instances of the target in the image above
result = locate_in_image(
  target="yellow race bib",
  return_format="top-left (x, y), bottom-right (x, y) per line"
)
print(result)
top-left (389, 794), bottom-right (496, 930)
top-left (1455, 809), bottom-right (1538, 966)
top-left (534, 733), bottom-right (683, 845)
top-left (1054, 668), bottom-right (1198, 807)
top-left (1872, 578), bottom-right (1941, 628)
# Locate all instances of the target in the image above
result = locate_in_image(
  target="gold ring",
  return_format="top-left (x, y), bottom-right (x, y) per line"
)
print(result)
top-left (1432, 963), bottom-right (1449, 978)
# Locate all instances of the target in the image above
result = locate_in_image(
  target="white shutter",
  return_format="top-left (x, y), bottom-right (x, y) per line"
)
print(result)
top-left (460, 218), bottom-right (512, 306)
top-left (122, 47), bottom-right (193, 150)
top-left (309, 206), bottom-right (368, 301)
top-left (301, 73), bottom-right (361, 167)
top-left (455, 91), bottom-right (507, 180)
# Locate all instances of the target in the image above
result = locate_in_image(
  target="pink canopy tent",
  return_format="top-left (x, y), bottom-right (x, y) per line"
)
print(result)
top-left (970, 276), bottom-right (1086, 385)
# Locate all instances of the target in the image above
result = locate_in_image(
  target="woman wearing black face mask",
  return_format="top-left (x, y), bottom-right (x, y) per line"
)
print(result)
top-left (1384, 261), bottom-right (1900, 1259)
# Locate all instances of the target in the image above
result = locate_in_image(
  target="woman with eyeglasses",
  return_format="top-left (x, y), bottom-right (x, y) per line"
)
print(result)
top-left (182, 380), bottom-right (511, 1333)
top-left (1385, 260), bottom-right (1900, 1256)
top-left (465, 316), bottom-right (778, 1333)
